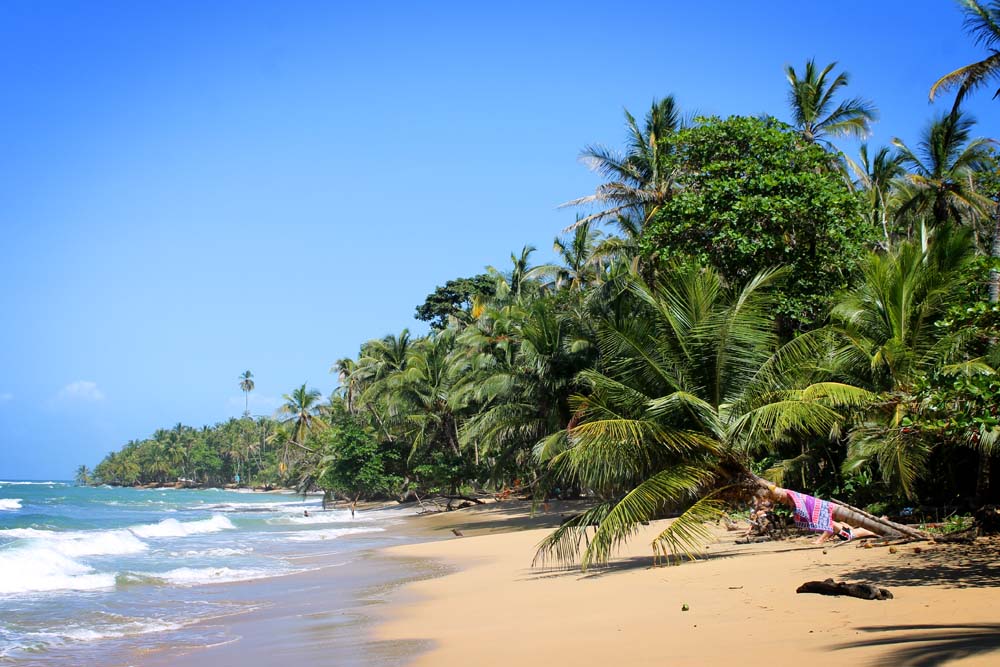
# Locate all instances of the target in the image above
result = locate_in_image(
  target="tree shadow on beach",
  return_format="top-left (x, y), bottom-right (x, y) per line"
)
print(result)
top-left (842, 541), bottom-right (1000, 589)
top-left (431, 512), bottom-right (568, 535)
top-left (831, 623), bottom-right (1000, 667)
top-left (522, 538), bottom-right (834, 581)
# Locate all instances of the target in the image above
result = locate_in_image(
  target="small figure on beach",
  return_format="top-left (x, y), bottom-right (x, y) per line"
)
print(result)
top-left (765, 485), bottom-right (877, 544)
top-left (303, 510), bottom-right (309, 517)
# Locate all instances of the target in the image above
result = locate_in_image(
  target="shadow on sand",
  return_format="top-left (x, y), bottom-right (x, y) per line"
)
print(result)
top-left (832, 623), bottom-right (1000, 667)
top-left (843, 541), bottom-right (1000, 589)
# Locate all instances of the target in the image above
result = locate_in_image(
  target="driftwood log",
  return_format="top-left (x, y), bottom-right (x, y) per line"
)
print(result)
top-left (796, 578), bottom-right (893, 600)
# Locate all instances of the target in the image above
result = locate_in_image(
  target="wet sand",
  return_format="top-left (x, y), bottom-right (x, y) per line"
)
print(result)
top-left (126, 505), bottom-right (447, 667)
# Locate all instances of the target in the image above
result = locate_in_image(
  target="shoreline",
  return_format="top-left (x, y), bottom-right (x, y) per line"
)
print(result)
top-left (374, 502), bottom-right (1000, 667)
top-left (121, 503), bottom-right (452, 667)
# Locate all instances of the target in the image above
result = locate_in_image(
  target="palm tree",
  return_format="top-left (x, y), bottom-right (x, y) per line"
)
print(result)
top-left (534, 264), bottom-right (878, 568)
top-left (352, 330), bottom-right (413, 438)
top-left (486, 246), bottom-right (548, 303)
top-left (278, 383), bottom-right (325, 452)
top-left (75, 465), bottom-right (91, 486)
top-left (785, 59), bottom-right (877, 146)
top-left (551, 220), bottom-right (606, 291)
top-left (389, 329), bottom-right (469, 461)
top-left (331, 357), bottom-right (359, 414)
top-left (461, 296), bottom-right (594, 483)
top-left (930, 0), bottom-right (1000, 109)
top-left (844, 144), bottom-right (904, 246)
top-left (562, 96), bottom-right (683, 230)
top-left (829, 228), bottom-right (974, 496)
top-left (892, 111), bottom-right (995, 231)
top-left (239, 370), bottom-right (255, 417)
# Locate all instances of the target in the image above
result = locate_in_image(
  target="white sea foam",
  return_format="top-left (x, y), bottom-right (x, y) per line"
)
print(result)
top-left (0, 499), bottom-right (22, 511)
top-left (149, 566), bottom-right (280, 586)
top-left (170, 547), bottom-right (253, 558)
top-left (0, 481), bottom-right (64, 486)
top-left (196, 500), bottom-right (316, 513)
top-left (0, 528), bottom-right (148, 557)
top-left (0, 549), bottom-right (116, 595)
top-left (269, 511), bottom-right (356, 526)
top-left (129, 515), bottom-right (235, 538)
top-left (28, 619), bottom-right (182, 643)
top-left (284, 526), bottom-right (385, 542)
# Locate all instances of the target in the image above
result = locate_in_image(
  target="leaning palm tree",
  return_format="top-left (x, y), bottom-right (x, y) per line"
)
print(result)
top-left (930, 0), bottom-right (1000, 109)
top-left (533, 264), bottom-right (897, 569)
top-left (278, 383), bottom-right (325, 461)
top-left (785, 59), bottom-right (877, 146)
top-left (239, 370), bottom-right (255, 417)
top-left (892, 111), bottom-right (995, 231)
top-left (562, 96), bottom-right (683, 230)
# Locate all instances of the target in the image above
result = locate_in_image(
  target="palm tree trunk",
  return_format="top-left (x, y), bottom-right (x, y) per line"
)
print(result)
top-left (989, 203), bottom-right (1000, 304)
top-left (746, 472), bottom-right (928, 539)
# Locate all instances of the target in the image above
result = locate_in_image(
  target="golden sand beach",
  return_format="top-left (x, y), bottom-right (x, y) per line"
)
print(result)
top-left (377, 502), bottom-right (1000, 667)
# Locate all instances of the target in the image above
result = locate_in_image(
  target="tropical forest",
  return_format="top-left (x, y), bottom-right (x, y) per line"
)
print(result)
top-left (89, 0), bottom-right (1000, 565)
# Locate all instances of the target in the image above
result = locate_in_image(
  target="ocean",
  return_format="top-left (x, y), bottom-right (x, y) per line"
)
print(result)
top-left (0, 481), bottom-right (426, 665)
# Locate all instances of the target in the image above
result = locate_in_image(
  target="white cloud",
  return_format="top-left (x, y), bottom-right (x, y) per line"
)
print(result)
top-left (57, 381), bottom-right (105, 402)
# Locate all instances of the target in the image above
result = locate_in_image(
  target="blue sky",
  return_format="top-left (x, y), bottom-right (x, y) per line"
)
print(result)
top-left (1, 1), bottom-right (997, 478)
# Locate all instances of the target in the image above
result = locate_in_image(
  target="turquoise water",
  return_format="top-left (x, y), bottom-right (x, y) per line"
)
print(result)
top-left (0, 481), bottom-right (409, 664)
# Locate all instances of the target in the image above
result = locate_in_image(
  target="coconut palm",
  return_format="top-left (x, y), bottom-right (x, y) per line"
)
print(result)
top-left (892, 111), bottom-right (995, 231)
top-left (278, 383), bottom-right (325, 454)
top-left (75, 465), bottom-right (91, 486)
top-left (844, 144), bottom-right (904, 246)
top-left (331, 357), bottom-right (359, 414)
top-left (829, 227), bottom-right (975, 496)
top-left (562, 97), bottom-right (683, 230)
top-left (785, 59), bottom-right (877, 146)
top-left (486, 246), bottom-right (550, 303)
top-left (239, 370), bottom-right (255, 417)
top-left (351, 330), bottom-right (413, 438)
top-left (530, 220), bottom-right (606, 292)
top-left (385, 329), bottom-right (470, 462)
top-left (461, 296), bottom-right (595, 483)
top-left (930, 0), bottom-right (1000, 109)
top-left (534, 264), bottom-right (877, 568)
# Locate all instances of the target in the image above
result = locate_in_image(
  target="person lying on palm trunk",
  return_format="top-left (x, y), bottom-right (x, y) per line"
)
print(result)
top-left (765, 485), bottom-right (879, 544)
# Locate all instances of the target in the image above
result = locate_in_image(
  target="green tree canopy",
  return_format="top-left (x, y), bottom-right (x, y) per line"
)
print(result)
top-left (415, 274), bottom-right (496, 329)
top-left (640, 115), bottom-right (873, 335)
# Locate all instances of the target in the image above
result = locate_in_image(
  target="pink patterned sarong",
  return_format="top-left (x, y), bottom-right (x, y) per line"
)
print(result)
top-left (786, 491), bottom-right (834, 533)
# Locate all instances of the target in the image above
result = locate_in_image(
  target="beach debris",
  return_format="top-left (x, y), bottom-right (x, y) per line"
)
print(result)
top-left (888, 546), bottom-right (898, 554)
top-left (451, 528), bottom-right (464, 537)
top-left (681, 603), bottom-right (690, 611)
top-left (796, 578), bottom-right (893, 600)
